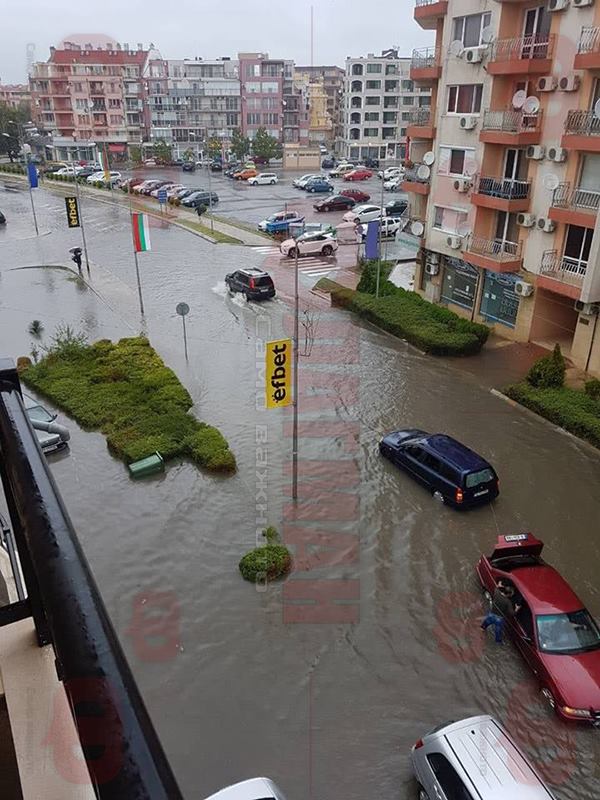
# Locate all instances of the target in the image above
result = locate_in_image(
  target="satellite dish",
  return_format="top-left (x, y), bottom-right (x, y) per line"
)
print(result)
top-left (523, 96), bottom-right (541, 114)
top-left (512, 90), bottom-right (527, 109)
top-left (594, 99), bottom-right (600, 120)
top-left (457, 222), bottom-right (472, 238)
top-left (423, 151), bottom-right (435, 166)
top-left (411, 220), bottom-right (425, 237)
top-left (543, 173), bottom-right (560, 192)
top-left (416, 164), bottom-right (431, 181)
top-left (449, 40), bottom-right (464, 57)
top-left (481, 26), bottom-right (495, 44)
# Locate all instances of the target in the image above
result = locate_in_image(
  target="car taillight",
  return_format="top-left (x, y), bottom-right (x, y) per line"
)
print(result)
top-left (249, 278), bottom-right (255, 289)
top-left (414, 738), bottom-right (424, 749)
top-left (455, 488), bottom-right (464, 504)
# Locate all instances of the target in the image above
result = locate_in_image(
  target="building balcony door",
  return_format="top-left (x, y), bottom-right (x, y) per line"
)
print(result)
top-left (563, 224), bottom-right (592, 278)
top-left (494, 211), bottom-right (519, 255)
top-left (522, 6), bottom-right (551, 60)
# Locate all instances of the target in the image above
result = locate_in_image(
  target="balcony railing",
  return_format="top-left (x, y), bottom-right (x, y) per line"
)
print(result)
top-left (552, 181), bottom-right (600, 213)
top-left (476, 176), bottom-right (531, 200)
top-left (541, 250), bottom-right (587, 284)
top-left (411, 47), bottom-right (440, 70)
top-left (406, 108), bottom-right (432, 127)
top-left (467, 236), bottom-right (522, 261)
top-left (482, 109), bottom-right (542, 133)
top-left (415, 0), bottom-right (441, 5)
top-left (564, 110), bottom-right (600, 136)
top-left (490, 34), bottom-right (554, 62)
top-left (578, 26), bottom-right (600, 55)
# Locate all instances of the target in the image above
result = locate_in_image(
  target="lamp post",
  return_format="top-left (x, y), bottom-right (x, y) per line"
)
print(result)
top-left (291, 234), bottom-right (300, 501)
top-left (73, 140), bottom-right (94, 274)
top-left (4, 121), bottom-right (39, 235)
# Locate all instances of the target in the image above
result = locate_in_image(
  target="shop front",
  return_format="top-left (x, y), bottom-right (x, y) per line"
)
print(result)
top-left (441, 256), bottom-right (479, 312)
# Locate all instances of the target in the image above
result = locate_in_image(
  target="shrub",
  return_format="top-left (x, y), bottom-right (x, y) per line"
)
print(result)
top-left (584, 378), bottom-right (600, 401)
top-left (526, 344), bottom-right (565, 389)
top-left (28, 319), bottom-right (44, 337)
top-left (239, 545), bottom-right (292, 583)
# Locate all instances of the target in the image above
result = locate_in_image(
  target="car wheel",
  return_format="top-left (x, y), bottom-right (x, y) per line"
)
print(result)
top-left (432, 490), bottom-right (445, 504)
top-left (288, 247), bottom-right (298, 259)
top-left (244, 291), bottom-right (251, 302)
top-left (324, 206), bottom-right (330, 212)
top-left (483, 589), bottom-right (492, 607)
top-left (322, 245), bottom-right (334, 256)
top-left (417, 787), bottom-right (429, 800)
top-left (271, 180), bottom-right (276, 185)
top-left (310, 188), bottom-right (315, 193)
top-left (541, 687), bottom-right (556, 712)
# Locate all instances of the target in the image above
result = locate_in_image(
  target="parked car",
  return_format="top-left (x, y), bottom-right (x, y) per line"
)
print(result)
top-left (385, 198), bottom-right (409, 216)
top-left (360, 216), bottom-right (403, 240)
top-left (379, 429), bottom-right (499, 508)
top-left (384, 175), bottom-right (405, 191)
top-left (329, 163), bottom-right (355, 178)
top-left (23, 393), bottom-right (70, 455)
top-left (280, 231), bottom-right (338, 258)
top-left (53, 165), bottom-right (82, 176)
top-left (412, 715), bottom-right (558, 800)
top-left (0, 211), bottom-right (6, 225)
top-left (304, 178), bottom-right (334, 194)
top-left (321, 157), bottom-right (335, 169)
top-left (258, 211), bottom-right (303, 232)
top-left (343, 204), bottom-right (383, 224)
top-left (340, 188), bottom-right (370, 203)
top-left (210, 161), bottom-right (223, 171)
top-left (76, 166), bottom-right (102, 181)
top-left (150, 182), bottom-right (176, 198)
top-left (378, 166), bottom-right (403, 181)
top-left (174, 187), bottom-right (199, 200)
top-left (203, 778), bottom-right (287, 800)
top-left (165, 184), bottom-right (186, 198)
top-left (224, 163), bottom-right (241, 177)
top-left (477, 533), bottom-right (600, 724)
top-left (86, 171), bottom-right (121, 186)
top-left (182, 161), bottom-right (196, 172)
top-left (343, 168), bottom-right (373, 181)
top-left (225, 267), bottom-right (276, 301)
top-left (313, 195), bottom-right (356, 212)
top-left (234, 168), bottom-right (258, 181)
top-left (293, 173), bottom-right (322, 189)
top-left (141, 179), bottom-right (170, 195)
top-left (171, 158), bottom-right (184, 167)
top-left (144, 159), bottom-right (157, 166)
top-left (181, 190), bottom-right (219, 207)
top-left (363, 156), bottom-right (379, 169)
top-left (247, 172), bottom-right (278, 186)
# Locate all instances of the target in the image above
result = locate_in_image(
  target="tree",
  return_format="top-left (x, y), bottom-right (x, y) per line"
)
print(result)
top-left (230, 128), bottom-right (250, 161)
top-left (129, 145), bottom-right (142, 165)
top-left (152, 138), bottom-right (172, 164)
top-left (251, 127), bottom-right (282, 164)
top-left (183, 147), bottom-right (194, 162)
top-left (206, 137), bottom-right (221, 160)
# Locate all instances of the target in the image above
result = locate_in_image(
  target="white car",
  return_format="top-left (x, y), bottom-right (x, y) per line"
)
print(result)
top-left (280, 230), bottom-right (338, 258)
top-left (343, 204), bottom-right (384, 224)
top-left (258, 211), bottom-right (302, 231)
top-left (203, 778), bottom-right (286, 800)
top-left (86, 170), bottom-right (121, 185)
top-left (150, 182), bottom-right (176, 197)
top-left (360, 216), bottom-right (402, 240)
top-left (329, 163), bottom-right (355, 178)
top-left (384, 175), bottom-right (404, 191)
top-left (292, 173), bottom-right (321, 188)
top-left (378, 166), bottom-right (403, 181)
top-left (54, 165), bottom-right (83, 176)
top-left (248, 172), bottom-right (279, 186)
top-left (165, 184), bottom-right (186, 198)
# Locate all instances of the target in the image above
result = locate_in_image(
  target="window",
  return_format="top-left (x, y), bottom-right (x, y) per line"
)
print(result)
top-left (479, 272), bottom-right (519, 327)
top-left (226, 113), bottom-right (238, 126)
top-left (433, 206), bottom-right (469, 234)
top-left (383, 112), bottom-right (397, 123)
top-left (563, 225), bottom-right (593, 272)
top-left (447, 85), bottom-right (483, 114)
top-left (363, 127), bottom-right (379, 137)
top-left (73, 82), bottom-right (83, 92)
top-left (402, 80), bottom-right (414, 92)
top-left (438, 146), bottom-right (476, 177)
top-left (427, 753), bottom-right (474, 800)
top-left (402, 96), bottom-right (414, 106)
top-left (385, 64), bottom-right (398, 75)
top-left (365, 96), bottom-right (381, 106)
top-left (536, 610), bottom-right (600, 654)
top-left (366, 80), bottom-right (381, 90)
top-left (108, 98), bottom-right (121, 108)
top-left (364, 112), bottom-right (380, 122)
top-left (385, 81), bottom-right (398, 92)
top-left (245, 82), bottom-right (261, 94)
top-left (351, 64), bottom-right (364, 76)
top-left (452, 12), bottom-right (492, 48)
top-left (246, 112), bottom-right (261, 125)
top-left (109, 114), bottom-right (122, 125)
top-left (75, 99), bottom-right (87, 110)
top-left (442, 258), bottom-right (479, 310)
top-left (263, 113), bottom-right (279, 125)
top-left (261, 81), bottom-right (278, 93)
top-left (366, 63), bottom-right (382, 73)
top-left (226, 97), bottom-right (238, 110)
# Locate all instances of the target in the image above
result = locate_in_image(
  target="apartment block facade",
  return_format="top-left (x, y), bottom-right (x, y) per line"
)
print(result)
top-left (0, 83), bottom-right (30, 109)
top-left (407, 0), bottom-right (600, 374)
top-left (296, 65), bottom-right (346, 150)
top-left (343, 49), bottom-right (432, 162)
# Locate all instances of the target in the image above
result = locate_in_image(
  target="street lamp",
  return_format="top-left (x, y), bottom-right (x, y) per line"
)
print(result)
top-left (4, 124), bottom-right (39, 235)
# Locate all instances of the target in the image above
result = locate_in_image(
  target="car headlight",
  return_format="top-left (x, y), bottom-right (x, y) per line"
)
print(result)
top-left (562, 706), bottom-right (593, 718)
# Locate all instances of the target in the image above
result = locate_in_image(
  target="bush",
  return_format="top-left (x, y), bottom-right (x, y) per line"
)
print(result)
top-left (526, 344), bottom-right (565, 389)
top-left (239, 545), bottom-right (292, 582)
top-left (28, 319), bottom-right (44, 337)
top-left (584, 378), bottom-right (600, 401)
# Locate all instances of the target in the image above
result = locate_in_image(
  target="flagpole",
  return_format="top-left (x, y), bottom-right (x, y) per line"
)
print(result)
top-left (25, 153), bottom-right (39, 236)
top-left (292, 238), bottom-right (299, 502)
top-left (129, 191), bottom-right (145, 316)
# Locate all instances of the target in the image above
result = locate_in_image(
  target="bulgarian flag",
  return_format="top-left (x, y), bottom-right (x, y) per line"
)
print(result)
top-left (132, 213), bottom-right (151, 252)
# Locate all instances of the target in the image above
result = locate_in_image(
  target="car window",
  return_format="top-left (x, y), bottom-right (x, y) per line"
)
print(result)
top-left (421, 452), bottom-right (442, 472)
top-left (27, 405), bottom-right (53, 423)
top-left (536, 610), bottom-right (600, 654)
top-left (515, 600), bottom-right (535, 640)
top-left (255, 276), bottom-right (273, 287)
top-left (427, 753), bottom-right (474, 800)
top-left (404, 445), bottom-right (421, 460)
top-left (237, 273), bottom-right (249, 285)
top-left (465, 468), bottom-right (495, 488)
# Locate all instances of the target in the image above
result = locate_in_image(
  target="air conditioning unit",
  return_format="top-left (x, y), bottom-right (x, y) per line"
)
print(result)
top-left (537, 76), bottom-right (558, 92)
top-left (464, 46), bottom-right (486, 63)
top-left (548, 0), bottom-right (569, 10)
top-left (453, 178), bottom-right (471, 193)
top-left (547, 146), bottom-right (568, 162)
top-left (537, 217), bottom-right (556, 233)
top-left (515, 279), bottom-right (534, 297)
top-left (559, 75), bottom-right (581, 92)
top-left (460, 115), bottom-right (478, 130)
top-left (425, 261), bottom-right (440, 276)
top-left (425, 251), bottom-right (440, 266)
top-left (446, 235), bottom-right (463, 250)
top-left (517, 213), bottom-right (536, 228)
top-left (527, 145), bottom-right (546, 160)
top-left (573, 0), bottom-right (594, 7)
top-left (575, 300), bottom-right (599, 314)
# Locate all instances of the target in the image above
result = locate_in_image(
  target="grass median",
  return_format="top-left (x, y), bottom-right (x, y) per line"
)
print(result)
top-left (22, 334), bottom-right (236, 473)
top-left (176, 216), bottom-right (242, 244)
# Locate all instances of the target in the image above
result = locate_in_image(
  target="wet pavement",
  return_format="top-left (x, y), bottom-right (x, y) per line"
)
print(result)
top-left (1, 181), bottom-right (600, 800)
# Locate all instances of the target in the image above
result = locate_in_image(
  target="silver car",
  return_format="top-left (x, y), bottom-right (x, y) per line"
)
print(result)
top-left (411, 715), bottom-right (556, 800)
top-left (23, 393), bottom-right (70, 455)
top-left (203, 778), bottom-right (286, 800)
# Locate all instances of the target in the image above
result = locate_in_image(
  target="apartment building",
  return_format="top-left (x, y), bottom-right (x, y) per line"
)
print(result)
top-left (29, 41), bottom-right (158, 161)
top-left (407, 0), bottom-right (600, 374)
top-left (0, 83), bottom-right (30, 109)
top-left (296, 65), bottom-right (346, 150)
top-left (342, 49), bottom-right (432, 163)
top-left (238, 53), bottom-right (288, 142)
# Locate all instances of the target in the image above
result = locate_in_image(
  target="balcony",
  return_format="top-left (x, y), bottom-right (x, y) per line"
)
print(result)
top-left (539, 250), bottom-right (586, 299)
top-left (472, 176), bottom-right (531, 212)
top-left (549, 182), bottom-right (600, 229)
top-left (575, 27), bottom-right (600, 70)
top-left (480, 109), bottom-right (542, 145)
top-left (406, 108), bottom-right (435, 139)
top-left (401, 165), bottom-right (430, 195)
top-left (414, 0), bottom-right (448, 30)
top-left (562, 110), bottom-right (600, 152)
top-left (487, 34), bottom-right (554, 75)
top-left (463, 235), bottom-right (522, 273)
top-left (410, 47), bottom-right (442, 83)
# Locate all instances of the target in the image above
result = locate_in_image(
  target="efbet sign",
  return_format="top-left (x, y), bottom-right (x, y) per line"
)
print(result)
top-left (265, 338), bottom-right (292, 409)
top-left (65, 196), bottom-right (80, 228)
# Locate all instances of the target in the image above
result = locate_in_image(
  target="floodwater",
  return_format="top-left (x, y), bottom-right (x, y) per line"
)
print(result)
top-left (1, 180), bottom-right (600, 800)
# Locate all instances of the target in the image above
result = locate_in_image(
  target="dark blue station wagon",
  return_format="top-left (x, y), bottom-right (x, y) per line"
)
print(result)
top-left (379, 429), bottom-right (499, 508)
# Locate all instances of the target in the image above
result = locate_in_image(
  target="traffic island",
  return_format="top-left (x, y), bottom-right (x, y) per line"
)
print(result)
top-left (21, 334), bottom-right (236, 474)
top-left (239, 527), bottom-right (292, 583)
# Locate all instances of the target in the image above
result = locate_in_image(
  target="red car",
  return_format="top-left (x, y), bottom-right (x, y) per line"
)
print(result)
top-left (476, 533), bottom-right (600, 725)
top-left (343, 168), bottom-right (373, 181)
top-left (340, 188), bottom-right (370, 202)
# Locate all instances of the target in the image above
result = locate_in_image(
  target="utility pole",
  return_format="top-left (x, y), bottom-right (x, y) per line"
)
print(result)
top-left (376, 145), bottom-right (385, 298)
top-left (292, 239), bottom-right (300, 501)
top-left (74, 174), bottom-right (90, 274)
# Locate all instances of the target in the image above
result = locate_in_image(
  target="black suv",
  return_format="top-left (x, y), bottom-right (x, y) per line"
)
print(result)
top-left (225, 268), bottom-right (276, 301)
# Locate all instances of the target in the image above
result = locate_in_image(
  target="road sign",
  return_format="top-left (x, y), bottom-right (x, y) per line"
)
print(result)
top-left (176, 302), bottom-right (189, 317)
top-left (65, 196), bottom-right (80, 228)
top-left (158, 189), bottom-right (168, 205)
top-left (265, 339), bottom-right (292, 409)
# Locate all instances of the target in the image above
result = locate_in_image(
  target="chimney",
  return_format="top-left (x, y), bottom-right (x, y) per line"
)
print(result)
top-left (137, 42), bottom-right (143, 51)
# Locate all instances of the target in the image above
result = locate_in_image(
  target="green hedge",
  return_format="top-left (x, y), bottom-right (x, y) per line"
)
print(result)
top-left (239, 545), bottom-right (292, 582)
top-left (0, 163), bottom-right (25, 175)
top-left (505, 382), bottom-right (600, 449)
top-left (317, 279), bottom-right (489, 356)
top-left (22, 336), bottom-right (236, 473)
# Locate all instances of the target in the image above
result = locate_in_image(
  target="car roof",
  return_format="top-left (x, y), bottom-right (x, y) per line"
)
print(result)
top-left (510, 565), bottom-right (584, 614)
top-left (427, 716), bottom-right (556, 799)
top-left (203, 778), bottom-right (283, 800)
top-left (238, 267), bottom-right (270, 277)
top-left (423, 434), bottom-right (491, 472)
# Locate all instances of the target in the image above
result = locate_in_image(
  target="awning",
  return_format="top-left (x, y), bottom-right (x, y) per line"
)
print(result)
top-left (108, 144), bottom-right (127, 153)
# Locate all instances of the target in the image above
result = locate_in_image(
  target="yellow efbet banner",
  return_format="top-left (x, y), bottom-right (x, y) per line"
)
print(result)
top-left (265, 338), bottom-right (293, 409)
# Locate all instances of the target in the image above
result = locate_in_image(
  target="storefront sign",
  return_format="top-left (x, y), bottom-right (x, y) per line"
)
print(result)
top-left (480, 272), bottom-right (519, 328)
top-left (441, 256), bottom-right (478, 310)
top-left (265, 339), bottom-right (293, 409)
top-left (65, 196), bottom-right (80, 228)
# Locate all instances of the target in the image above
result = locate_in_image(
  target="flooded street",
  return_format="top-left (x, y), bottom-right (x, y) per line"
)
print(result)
top-left (1, 180), bottom-right (600, 800)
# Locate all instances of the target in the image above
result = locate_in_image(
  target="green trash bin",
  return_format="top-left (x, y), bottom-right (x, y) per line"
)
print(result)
top-left (128, 451), bottom-right (165, 478)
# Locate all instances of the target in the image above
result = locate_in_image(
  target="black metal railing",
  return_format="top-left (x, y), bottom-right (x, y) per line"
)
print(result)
top-left (476, 175), bottom-right (531, 201)
top-left (406, 108), bottom-right (432, 127)
top-left (564, 109), bottom-right (600, 136)
top-left (0, 360), bottom-right (184, 800)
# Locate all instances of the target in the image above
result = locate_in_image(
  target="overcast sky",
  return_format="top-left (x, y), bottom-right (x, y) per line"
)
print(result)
top-left (0, 0), bottom-right (434, 84)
